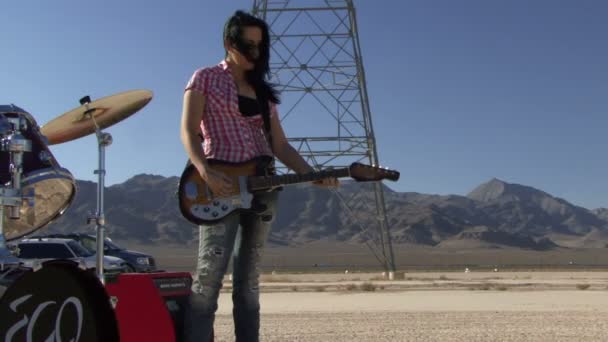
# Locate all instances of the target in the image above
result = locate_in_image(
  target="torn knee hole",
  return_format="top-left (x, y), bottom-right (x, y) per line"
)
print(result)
top-left (211, 247), bottom-right (224, 257)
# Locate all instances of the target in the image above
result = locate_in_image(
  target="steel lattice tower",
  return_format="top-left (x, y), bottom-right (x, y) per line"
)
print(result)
top-left (252, 0), bottom-right (396, 277)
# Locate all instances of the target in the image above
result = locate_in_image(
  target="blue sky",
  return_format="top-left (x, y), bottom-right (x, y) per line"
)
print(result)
top-left (1, 0), bottom-right (606, 209)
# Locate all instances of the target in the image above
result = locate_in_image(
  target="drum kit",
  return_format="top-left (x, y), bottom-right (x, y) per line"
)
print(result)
top-left (0, 90), bottom-right (153, 341)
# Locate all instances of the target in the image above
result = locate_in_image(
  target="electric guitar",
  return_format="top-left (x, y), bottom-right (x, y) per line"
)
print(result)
top-left (177, 161), bottom-right (400, 225)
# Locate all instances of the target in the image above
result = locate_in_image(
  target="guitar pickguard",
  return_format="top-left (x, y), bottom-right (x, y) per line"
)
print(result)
top-left (181, 175), bottom-right (253, 224)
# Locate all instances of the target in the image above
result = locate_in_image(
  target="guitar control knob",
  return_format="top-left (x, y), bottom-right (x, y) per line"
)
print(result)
top-left (203, 207), bottom-right (210, 212)
top-left (212, 212), bottom-right (219, 217)
top-left (213, 201), bottom-right (220, 206)
top-left (221, 205), bottom-right (228, 211)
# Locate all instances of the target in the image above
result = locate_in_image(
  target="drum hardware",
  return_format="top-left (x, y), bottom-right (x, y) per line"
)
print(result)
top-left (1, 92), bottom-right (153, 341)
top-left (40, 90), bottom-right (153, 284)
top-left (81, 95), bottom-right (113, 285)
top-left (1, 114), bottom-right (34, 219)
top-left (0, 113), bottom-right (36, 269)
top-left (0, 105), bottom-right (76, 242)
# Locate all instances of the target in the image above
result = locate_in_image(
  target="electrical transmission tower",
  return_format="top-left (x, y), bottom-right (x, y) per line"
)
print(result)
top-left (252, 0), bottom-right (396, 278)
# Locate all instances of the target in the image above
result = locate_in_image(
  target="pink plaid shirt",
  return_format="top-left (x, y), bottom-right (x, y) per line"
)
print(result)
top-left (185, 60), bottom-right (276, 162)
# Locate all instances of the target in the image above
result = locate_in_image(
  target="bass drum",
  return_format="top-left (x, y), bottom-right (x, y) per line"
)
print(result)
top-left (0, 261), bottom-right (119, 342)
top-left (0, 105), bottom-right (76, 241)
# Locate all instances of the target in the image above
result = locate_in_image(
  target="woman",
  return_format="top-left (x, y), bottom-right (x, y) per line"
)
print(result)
top-left (180, 10), bottom-right (337, 341)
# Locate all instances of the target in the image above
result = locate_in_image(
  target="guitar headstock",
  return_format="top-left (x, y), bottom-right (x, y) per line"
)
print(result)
top-left (349, 163), bottom-right (400, 182)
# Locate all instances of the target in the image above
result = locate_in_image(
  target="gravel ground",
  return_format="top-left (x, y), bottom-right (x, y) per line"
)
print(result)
top-left (214, 311), bottom-right (608, 342)
top-left (211, 289), bottom-right (608, 341)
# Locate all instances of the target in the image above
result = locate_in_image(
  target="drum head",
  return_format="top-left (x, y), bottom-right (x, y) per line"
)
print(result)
top-left (0, 261), bottom-right (119, 342)
top-left (3, 168), bottom-right (76, 241)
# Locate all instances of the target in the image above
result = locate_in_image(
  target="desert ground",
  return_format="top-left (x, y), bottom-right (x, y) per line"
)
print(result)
top-left (134, 242), bottom-right (608, 273)
top-left (209, 271), bottom-right (608, 341)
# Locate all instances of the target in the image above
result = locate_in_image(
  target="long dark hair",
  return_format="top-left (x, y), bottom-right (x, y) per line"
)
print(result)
top-left (223, 10), bottom-right (280, 105)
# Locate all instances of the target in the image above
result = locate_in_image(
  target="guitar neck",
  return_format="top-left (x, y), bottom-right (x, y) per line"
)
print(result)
top-left (248, 168), bottom-right (350, 191)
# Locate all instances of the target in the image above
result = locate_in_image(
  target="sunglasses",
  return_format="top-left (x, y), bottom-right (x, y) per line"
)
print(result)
top-left (233, 40), bottom-right (263, 62)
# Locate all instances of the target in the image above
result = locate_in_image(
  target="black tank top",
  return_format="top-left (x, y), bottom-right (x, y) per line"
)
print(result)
top-left (238, 95), bottom-right (260, 117)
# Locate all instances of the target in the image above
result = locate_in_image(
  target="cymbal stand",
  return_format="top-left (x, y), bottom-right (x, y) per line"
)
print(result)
top-left (0, 114), bottom-right (33, 270)
top-left (80, 96), bottom-right (113, 285)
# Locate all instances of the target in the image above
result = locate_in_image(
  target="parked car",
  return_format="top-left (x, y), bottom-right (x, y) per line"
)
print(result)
top-left (35, 233), bottom-right (157, 273)
top-left (0, 247), bottom-right (28, 289)
top-left (15, 238), bottom-right (128, 275)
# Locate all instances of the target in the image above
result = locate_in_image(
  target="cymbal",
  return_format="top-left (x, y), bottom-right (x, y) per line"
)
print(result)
top-left (41, 90), bottom-right (153, 145)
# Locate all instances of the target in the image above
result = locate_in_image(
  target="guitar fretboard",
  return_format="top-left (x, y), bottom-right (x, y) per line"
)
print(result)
top-left (248, 168), bottom-right (350, 191)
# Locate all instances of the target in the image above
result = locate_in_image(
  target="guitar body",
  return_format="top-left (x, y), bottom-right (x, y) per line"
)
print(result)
top-left (178, 161), bottom-right (260, 225)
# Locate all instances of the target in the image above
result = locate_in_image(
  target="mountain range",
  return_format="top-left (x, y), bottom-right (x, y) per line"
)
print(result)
top-left (40, 175), bottom-right (608, 250)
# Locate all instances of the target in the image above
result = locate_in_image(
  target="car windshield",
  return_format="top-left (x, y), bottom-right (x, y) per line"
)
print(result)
top-left (79, 236), bottom-right (123, 252)
top-left (67, 240), bottom-right (94, 257)
top-left (79, 237), bottom-right (97, 253)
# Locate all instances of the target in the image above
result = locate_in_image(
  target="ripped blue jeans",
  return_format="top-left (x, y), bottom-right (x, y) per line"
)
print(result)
top-left (185, 191), bottom-right (278, 342)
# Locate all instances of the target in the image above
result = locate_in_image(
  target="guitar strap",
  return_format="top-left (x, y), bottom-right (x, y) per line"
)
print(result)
top-left (255, 88), bottom-right (276, 176)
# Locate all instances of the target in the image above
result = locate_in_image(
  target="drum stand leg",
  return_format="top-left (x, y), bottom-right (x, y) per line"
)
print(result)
top-left (81, 97), bottom-right (113, 285)
top-left (94, 131), bottom-right (112, 284)
top-left (0, 207), bottom-right (21, 270)
top-left (0, 116), bottom-right (33, 270)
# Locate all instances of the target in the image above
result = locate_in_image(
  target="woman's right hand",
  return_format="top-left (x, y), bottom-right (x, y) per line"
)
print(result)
top-left (200, 167), bottom-right (234, 198)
